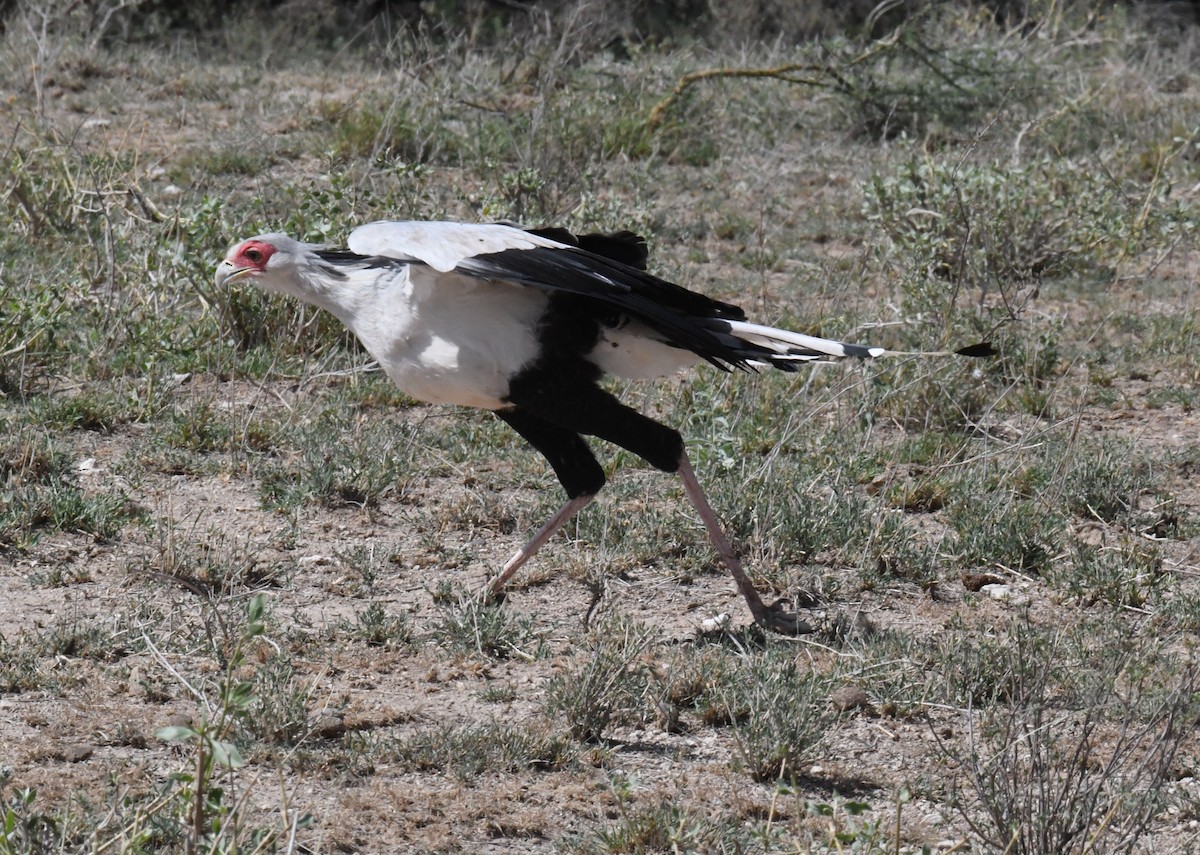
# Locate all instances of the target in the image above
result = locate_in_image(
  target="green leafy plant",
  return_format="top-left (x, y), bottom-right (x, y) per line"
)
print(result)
top-left (155, 594), bottom-right (306, 852)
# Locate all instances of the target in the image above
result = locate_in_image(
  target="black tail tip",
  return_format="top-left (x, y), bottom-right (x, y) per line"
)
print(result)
top-left (955, 342), bottom-right (997, 358)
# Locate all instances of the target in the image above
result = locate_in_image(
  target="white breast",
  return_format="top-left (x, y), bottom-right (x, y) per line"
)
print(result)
top-left (348, 266), bottom-right (547, 410)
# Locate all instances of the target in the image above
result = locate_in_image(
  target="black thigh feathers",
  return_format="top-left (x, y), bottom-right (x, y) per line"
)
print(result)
top-left (499, 293), bottom-right (685, 497)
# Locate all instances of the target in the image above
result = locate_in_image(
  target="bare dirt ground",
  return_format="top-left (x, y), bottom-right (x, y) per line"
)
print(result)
top-left (7, 367), bottom-right (1200, 851)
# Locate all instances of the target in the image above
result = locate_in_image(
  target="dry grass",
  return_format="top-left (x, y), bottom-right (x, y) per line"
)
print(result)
top-left (2, 2), bottom-right (1200, 852)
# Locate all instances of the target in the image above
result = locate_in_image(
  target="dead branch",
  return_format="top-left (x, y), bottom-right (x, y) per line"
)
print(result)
top-left (646, 35), bottom-right (900, 129)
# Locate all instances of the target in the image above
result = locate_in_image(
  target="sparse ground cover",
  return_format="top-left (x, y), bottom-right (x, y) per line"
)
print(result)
top-left (2, 1), bottom-right (1200, 852)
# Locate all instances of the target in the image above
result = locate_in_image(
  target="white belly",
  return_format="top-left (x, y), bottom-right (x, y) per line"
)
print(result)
top-left (342, 267), bottom-right (698, 408)
top-left (350, 269), bottom-right (546, 410)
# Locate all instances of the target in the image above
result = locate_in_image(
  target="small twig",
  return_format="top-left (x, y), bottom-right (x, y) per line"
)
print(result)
top-left (140, 631), bottom-right (210, 711)
top-left (647, 35), bottom-right (900, 129)
top-left (648, 64), bottom-right (831, 128)
top-left (129, 183), bottom-right (167, 221)
top-left (190, 739), bottom-right (207, 855)
top-left (6, 170), bottom-right (47, 236)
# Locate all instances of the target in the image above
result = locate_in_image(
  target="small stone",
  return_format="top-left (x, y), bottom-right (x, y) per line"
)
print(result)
top-left (61, 744), bottom-right (94, 763)
top-left (962, 572), bottom-right (1005, 591)
top-left (982, 583), bottom-right (1029, 605)
top-left (313, 714), bottom-right (346, 739)
top-left (830, 686), bottom-right (873, 714)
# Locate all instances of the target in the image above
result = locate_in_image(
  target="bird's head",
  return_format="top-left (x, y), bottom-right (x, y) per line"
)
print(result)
top-left (215, 234), bottom-right (316, 294)
top-left (215, 232), bottom-right (374, 325)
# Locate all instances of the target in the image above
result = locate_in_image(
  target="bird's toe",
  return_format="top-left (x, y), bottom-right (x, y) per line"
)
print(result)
top-left (759, 599), bottom-right (813, 636)
top-left (479, 584), bottom-right (507, 605)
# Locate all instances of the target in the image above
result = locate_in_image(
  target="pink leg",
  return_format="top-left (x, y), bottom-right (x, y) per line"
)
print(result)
top-left (676, 453), bottom-right (808, 634)
top-left (486, 493), bottom-right (595, 597)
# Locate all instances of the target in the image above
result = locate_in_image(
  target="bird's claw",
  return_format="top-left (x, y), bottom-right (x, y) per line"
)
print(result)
top-left (756, 599), bottom-right (813, 636)
top-left (478, 584), bottom-right (506, 605)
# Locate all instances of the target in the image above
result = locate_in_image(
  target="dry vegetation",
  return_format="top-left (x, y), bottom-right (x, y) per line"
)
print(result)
top-left (3, 1), bottom-right (1200, 852)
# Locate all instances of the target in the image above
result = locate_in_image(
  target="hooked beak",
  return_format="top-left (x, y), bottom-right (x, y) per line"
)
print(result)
top-left (215, 259), bottom-right (254, 289)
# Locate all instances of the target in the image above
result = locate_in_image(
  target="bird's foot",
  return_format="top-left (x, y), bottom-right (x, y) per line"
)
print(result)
top-left (478, 582), bottom-right (506, 605)
top-left (755, 599), bottom-right (813, 636)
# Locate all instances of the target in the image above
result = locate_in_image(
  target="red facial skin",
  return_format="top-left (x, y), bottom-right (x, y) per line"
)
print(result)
top-left (229, 239), bottom-right (277, 272)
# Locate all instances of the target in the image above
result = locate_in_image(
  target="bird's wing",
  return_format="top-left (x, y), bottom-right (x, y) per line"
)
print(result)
top-left (343, 222), bottom-right (989, 371)
top-left (348, 221), bottom-right (652, 272)
top-left (514, 226), bottom-right (650, 270)
top-left (348, 221), bottom-right (569, 273)
top-left (348, 220), bottom-right (752, 369)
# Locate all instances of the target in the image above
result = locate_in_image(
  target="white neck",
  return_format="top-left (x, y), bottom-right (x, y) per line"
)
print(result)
top-left (276, 261), bottom-right (395, 332)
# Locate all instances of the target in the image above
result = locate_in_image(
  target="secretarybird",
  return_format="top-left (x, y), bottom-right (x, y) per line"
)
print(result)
top-left (216, 220), bottom-right (991, 633)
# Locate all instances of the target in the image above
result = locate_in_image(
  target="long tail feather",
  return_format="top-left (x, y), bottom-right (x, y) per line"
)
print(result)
top-left (725, 320), bottom-right (885, 360)
top-left (712, 319), bottom-right (994, 368)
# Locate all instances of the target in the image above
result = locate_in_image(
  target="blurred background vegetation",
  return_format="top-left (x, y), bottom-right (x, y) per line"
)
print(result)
top-left (2, 0), bottom-right (1199, 49)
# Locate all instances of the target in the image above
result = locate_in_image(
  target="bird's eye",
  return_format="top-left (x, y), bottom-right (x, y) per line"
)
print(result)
top-left (245, 248), bottom-right (263, 263)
